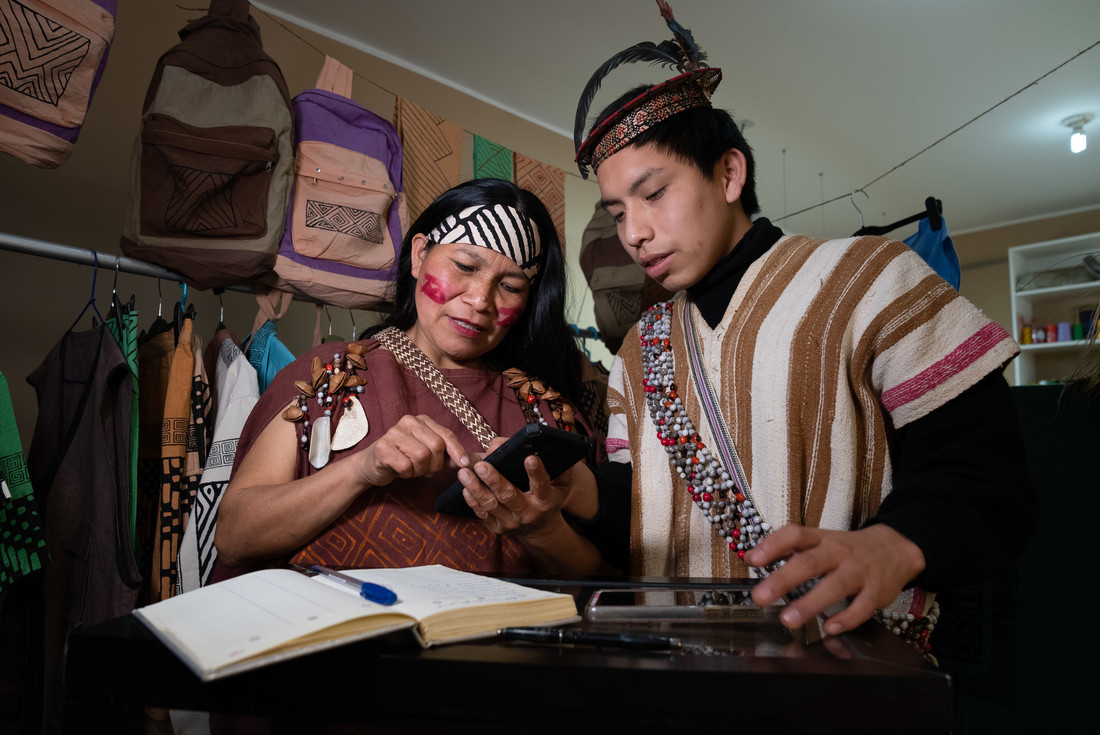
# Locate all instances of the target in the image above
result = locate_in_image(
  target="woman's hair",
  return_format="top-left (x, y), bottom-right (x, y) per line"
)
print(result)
top-left (368, 178), bottom-right (583, 402)
top-left (592, 85), bottom-right (760, 217)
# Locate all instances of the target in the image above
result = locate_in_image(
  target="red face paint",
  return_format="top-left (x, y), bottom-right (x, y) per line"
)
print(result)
top-left (496, 306), bottom-right (522, 328)
top-left (420, 274), bottom-right (451, 305)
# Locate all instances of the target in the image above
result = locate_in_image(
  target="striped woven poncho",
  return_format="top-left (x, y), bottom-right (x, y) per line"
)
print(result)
top-left (606, 234), bottom-right (1019, 580)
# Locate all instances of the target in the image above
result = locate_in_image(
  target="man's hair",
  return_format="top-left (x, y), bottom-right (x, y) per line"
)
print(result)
top-left (370, 178), bottom-right (582, 402)
top-left (593, 85), bottom-right (760, 217)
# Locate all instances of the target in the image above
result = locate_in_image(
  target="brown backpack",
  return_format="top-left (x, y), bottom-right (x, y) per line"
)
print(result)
top-left (579, 201), bottom-right (673, 354)
top-left (119, 0), bottom-right (293, 290)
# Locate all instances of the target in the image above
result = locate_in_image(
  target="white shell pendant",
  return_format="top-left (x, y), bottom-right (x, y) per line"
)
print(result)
top-left (331, 395), bottom-right (369, 452)
top-left (308, 414), bottom-right (332, 469)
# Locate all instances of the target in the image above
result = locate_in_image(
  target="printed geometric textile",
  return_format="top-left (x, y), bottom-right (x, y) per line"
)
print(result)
top-left (135, 325), bottom-right (174, 598)
top-left (0, 0), bottom-right (92, 107)
top-left (151, 314), bottom-right (196, 602)
top-left (513, 151), bottom-right (565, 249)
top-left (0, 371), bottom-right (47, 608)
top-left (178, 332), bottom-right (258, 592)
top-left (243, 319), bottom-right (294, 395)
top-left (393, 96), bottom-right (462, 224)
top-left (473, 135), bottom-right (513, 181)
top-left (305, 200), bottom-right (384, 244)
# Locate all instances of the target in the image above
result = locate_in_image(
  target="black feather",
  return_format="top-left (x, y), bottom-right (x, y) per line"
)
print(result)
top-left (573, 41), bottom-right (684, 152)
top-left (656, 0), bottom-right (708, 69)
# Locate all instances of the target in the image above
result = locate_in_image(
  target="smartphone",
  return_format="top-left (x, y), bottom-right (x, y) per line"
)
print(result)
top-left (434, 423), bottom-right (592, 517)
top-left (586, 587), bottom-right (783, 624)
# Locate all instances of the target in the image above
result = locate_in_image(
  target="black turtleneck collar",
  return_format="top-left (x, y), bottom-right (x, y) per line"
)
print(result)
top-left (687, 217), bottom-right (784, 328)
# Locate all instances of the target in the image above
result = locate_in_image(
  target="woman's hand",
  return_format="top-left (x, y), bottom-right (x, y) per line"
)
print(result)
top-left (352, 414), bottom-right (472, 488)
top-left (457, 450), bottom-right (589, 538)
top-left (459, 454), bottom-right (606, 577)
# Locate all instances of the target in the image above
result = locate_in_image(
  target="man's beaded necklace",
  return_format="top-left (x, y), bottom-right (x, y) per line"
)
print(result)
top-left (639, 300), bottom-right (773, 564)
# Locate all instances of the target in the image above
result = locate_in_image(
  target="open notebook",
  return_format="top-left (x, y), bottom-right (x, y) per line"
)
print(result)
top-left (133, 564), bottom-right (579, 681)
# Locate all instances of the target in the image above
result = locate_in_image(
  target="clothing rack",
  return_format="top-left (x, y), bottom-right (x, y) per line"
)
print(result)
top-left (0, 231), bottom-right (371, 307)
top-left (570, 324), bottom-right (599, 341)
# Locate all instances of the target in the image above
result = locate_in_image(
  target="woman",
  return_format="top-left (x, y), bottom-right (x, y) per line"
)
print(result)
top-left (214, 179), bottom-right (604, 578)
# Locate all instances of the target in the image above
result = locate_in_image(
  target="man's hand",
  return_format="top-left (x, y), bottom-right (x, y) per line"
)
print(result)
top-left (744, 524), bottom-right (925, 635)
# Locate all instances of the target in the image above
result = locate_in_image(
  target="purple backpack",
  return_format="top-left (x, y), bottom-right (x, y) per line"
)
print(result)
top-left (267, 56), bottom-right (407, 309)
top-left (0, 0), bottom-right (116, 167)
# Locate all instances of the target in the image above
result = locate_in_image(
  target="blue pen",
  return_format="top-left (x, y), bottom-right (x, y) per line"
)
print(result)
top-left (311, 565), bottom-right (398, 605)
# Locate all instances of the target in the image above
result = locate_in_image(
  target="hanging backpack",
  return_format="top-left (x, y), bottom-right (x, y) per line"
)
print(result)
top-left (0, 0), bottom-right (116, 168)
top-left (119, 0), bottom-right (293, 290)
top-left (266, 55), bottom-right (407, 309)
top-left (579, 201), bottom-right (672, 354)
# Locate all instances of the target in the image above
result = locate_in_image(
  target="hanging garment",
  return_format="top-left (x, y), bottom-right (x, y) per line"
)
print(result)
top-left (178, 330), bottom-right (258, 592)
top-left (513, 151), bottom-right (566, 250)
top-left (150, 311), bottom-right (199, 602)
top-left (903, 215), bottom-right (961, 291)
top-left (473, 135), bottom-right (514, 181)
top-left (26, 325), bottom-right (141, 733)
top-left (393, 96), bottom-right (462, 224)
top-left (135, 322), bottom-right (175, 601)
top-left (242, 291), bottom-right (295, 394)
top-left (105, 297), bottom-right (140, 539)
top-left (0, 371), bottom-right (47, 608)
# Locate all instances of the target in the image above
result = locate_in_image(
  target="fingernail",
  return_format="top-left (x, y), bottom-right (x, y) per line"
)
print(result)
top-left (475, 464), bottom-right (489, 478)
top-left (780, 608), bottom-right (802, 627)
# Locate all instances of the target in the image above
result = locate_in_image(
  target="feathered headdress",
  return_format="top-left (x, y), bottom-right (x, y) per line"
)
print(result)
top-left (574, 0), bottom-right (721, 178)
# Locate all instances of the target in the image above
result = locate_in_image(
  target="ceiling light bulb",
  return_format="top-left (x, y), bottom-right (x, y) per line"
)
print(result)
top-left (1071, 128), bottom-right (1086, 153)
top-left (1061, 113), bottom-right (1093, 154)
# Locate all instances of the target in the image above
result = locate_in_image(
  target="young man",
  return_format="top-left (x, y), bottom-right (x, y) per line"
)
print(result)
top-left (571, 2), bottom-right (1032, 644)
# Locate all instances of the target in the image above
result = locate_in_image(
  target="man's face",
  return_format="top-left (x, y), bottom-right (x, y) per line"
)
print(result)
top-left (597, 143), bottom-right (741, 293)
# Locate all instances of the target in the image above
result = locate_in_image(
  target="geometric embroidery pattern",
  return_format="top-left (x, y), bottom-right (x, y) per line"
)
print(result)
top-left (193, 479), bottom-right (227, 586)
top-left (165, 166), bottom-right (237, 232)
top-left (306, 200), bottom-right (383, 243)
top-left (290, 488), bottom-right (528, 573)
top-left (204, 437), bottom-right (237, 470)
top-left (607, 288), bottom-right (643, 326)
top-left (393, 96), bottom-right (462, 224)
top-left (0, 451), bottom-right (29, 492)
top-left (513, 152), bottom-right (565, 250)
top-left (161, 417), bottom-right (188, 447)
top-left (0, 0), bottom-right (90, 106)
top-left (473, 135), bottom-right (513, 181)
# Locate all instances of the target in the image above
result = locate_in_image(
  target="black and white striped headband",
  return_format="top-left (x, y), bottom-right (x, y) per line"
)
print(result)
top-left (427, 204), bottom-right (542, 279)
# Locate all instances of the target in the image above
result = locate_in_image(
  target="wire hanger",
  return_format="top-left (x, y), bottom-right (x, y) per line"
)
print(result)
top-left (67, 250), bottom-right (105, 333)
top-left (348, 309), bottom-right (357, 341)
top-left (214, 288), bottom-right (227, 330)
top-left (848, 190), bottom-right (868, 231)
top-left (854, 196), bottom-right (943, 237)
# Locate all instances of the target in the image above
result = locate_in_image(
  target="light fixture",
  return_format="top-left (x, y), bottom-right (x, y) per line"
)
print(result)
top-left (1061, 113), bottom-right (1093, 153)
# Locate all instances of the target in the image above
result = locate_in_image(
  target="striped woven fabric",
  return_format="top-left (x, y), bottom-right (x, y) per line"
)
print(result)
top-left (605, 234), bottom-right (1018, 580)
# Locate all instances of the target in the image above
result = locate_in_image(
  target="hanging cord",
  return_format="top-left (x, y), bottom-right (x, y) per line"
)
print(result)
top-left (246, 3), bottom-right (597, 184)
top-left (775, 38), bottom-right (1100, 223)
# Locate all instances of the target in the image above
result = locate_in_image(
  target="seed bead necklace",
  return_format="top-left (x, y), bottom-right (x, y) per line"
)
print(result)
top-left (639, 300), bottom-right (776, 568)
top-left (641, 300), bottom-right (938, 655)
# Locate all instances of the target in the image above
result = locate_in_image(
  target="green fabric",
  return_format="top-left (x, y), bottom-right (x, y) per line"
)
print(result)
top-left (473, 135), bottom-right (514, 181)
top-left (0, 371), bottom-right (48, 607)
top-left (106, 308), bottom-right (140, 538)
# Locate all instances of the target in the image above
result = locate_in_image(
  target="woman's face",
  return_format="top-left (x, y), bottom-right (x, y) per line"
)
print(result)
top-left (407, 234), bottom-right (531, 369)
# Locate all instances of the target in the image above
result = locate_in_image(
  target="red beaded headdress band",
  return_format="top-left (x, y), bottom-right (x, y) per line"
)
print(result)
top-left (574, 0), bottom-right (721, 179)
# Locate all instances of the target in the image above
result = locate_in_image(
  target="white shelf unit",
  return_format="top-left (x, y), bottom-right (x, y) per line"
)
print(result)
top-left (1007, 232), bottom-right (1100, 385)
